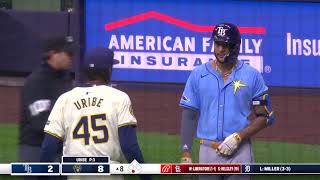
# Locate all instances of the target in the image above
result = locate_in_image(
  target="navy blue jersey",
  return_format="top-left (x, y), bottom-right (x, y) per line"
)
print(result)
top-left (19, 62), bottom-right (72, 146)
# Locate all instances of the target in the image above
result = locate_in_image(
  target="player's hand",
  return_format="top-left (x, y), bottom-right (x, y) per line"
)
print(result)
top-left (181, 152), bottom-right (192, 163)
top-left (218, 132), bottom-right (242, 156)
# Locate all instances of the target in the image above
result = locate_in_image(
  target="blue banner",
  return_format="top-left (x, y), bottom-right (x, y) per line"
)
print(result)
top-left (11, 163), bottom-right (60, 175)
top-left (61, 164), bottom-right (110, 174)
top-left (242, 164), bottom-right (320, 174)
top-left (85, 0), bottom-right (320, 87)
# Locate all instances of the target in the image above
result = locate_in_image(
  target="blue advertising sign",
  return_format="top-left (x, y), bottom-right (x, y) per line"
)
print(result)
top-left (85, 0), bottom-right (320, 87)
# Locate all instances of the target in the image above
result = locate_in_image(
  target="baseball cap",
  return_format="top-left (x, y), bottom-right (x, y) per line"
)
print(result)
top-left (43, 36), bottom-right (74, 55)
top-left (83, 47), bottom-right (119, 70)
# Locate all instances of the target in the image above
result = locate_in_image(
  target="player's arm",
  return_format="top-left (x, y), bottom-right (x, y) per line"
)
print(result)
top-left (218, 93), bottom-right (275, 156)
top-left (179, 70), bottom-right (200, 163)
top-left (117, 94), bottom-right (144, 163)
top-left (180, 108), bottom-right (197, 163)
top-left (40, 94), bottom-right (66, 161)
top-left (117, 94), bottom-right (151, 180)
top-left (118, 125), bottom-right (144, 163)
top-left (23, 82), bottom-right (54, 132)
top-left (119, 125), bottom-right (151, 180)
top-left (218, 72), bottom-right (275, 156)
top-left (25, 97), bottom-right (53, 132)
top-left (27, 105), bottom-right (52, 132)
top-left (238, 71), bottom-right (275, 140)
top-left (40, 133), bottom-right (63, 162)
top-left (238, 93), bottom-right (275, 139)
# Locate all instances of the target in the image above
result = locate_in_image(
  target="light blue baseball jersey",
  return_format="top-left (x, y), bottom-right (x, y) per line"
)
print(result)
top-left (179, 60), bottom-right (268, 141)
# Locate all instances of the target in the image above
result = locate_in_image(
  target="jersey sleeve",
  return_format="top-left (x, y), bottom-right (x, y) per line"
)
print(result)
top-left (117, 94), bottom-right (137, 128)
top-left (252, 71), bottom-right (268, 98)
top-left (43, 93), bottom-right (66, 140)
top-left (179, 70), bottom-right (200, 111)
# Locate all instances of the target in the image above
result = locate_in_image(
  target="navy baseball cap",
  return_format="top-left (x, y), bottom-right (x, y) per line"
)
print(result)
top-left (83, 47), bottom-right (120, 70)
top-left (43, 36), bottom-right (74, 55)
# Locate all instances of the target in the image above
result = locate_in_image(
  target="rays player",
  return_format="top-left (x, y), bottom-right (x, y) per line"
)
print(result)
top-left (179, 23), bottom-right (275, 180)
top-left (40, 48), bottom-right (151, 180)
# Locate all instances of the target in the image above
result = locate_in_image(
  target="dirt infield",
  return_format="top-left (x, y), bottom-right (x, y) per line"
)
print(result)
top-left (1, 82), bottom-right (320, 145)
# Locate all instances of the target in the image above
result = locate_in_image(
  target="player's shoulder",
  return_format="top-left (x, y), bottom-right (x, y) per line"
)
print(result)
top-left (189, 62), bottom-right (209, 77)
top-left (64, 85), bottom-right (131, 103)
top-left (238, 61), bottom-right (260, 75)
top-left (49, 89), bottom-right (72, 106)
top-left (24, 69), bottom-right (45, 86)
top-left (95, 85), bottom-right (130, 101)
top-left (106, 86), bottom-right (129, 98)
top-left (193, 62), bottom-right (208, 72)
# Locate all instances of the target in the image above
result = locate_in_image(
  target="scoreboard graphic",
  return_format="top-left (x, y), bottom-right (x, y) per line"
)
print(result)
top-left (2, 156), bottom-right (320, 175)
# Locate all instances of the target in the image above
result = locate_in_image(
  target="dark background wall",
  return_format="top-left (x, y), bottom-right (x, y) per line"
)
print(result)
top-left (0, 0), bottom-right (80, 75)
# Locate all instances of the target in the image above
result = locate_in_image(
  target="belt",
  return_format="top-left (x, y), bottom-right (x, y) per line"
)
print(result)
top-left (199, 139), bottom-right (220, 150)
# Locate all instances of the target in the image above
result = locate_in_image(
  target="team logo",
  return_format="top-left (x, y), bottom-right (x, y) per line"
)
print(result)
top-left (232, 80), bottom-right (246, 94)
top-left (161, 164), bottom-right (172, 173)
top-left (23, 164), bottom-right (32, 173)
top-left (73, 164), bottom-right (82, 173)
top-left (216, 27), bottom-right (227, 36)
top-left (244, 165), bottom-right (251, 172)
top-left (201, 74), bottom-right (209, 78)
top-left (175, 165), bottom-right (181, 173)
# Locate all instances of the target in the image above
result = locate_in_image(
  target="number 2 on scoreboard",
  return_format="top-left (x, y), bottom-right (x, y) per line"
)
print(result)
top-left (48, 165), bottom-right (53, 173)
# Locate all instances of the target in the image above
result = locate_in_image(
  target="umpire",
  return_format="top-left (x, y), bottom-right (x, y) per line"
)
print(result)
top-left (18, 36), bottom-right (74, 178)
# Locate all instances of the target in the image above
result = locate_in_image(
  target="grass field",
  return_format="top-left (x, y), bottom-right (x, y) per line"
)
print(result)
top-left (1, 123), bottom-right (320, 180)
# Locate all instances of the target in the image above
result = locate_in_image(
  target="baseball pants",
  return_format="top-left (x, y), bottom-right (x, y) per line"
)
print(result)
top-left (198, 139), bottom-right (253, 180)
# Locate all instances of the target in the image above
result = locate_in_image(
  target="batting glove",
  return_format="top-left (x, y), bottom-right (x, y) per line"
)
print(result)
top-left (218, 132), bottom-right (242, 156)
top-left (181, 152), bottom-right (192, 163)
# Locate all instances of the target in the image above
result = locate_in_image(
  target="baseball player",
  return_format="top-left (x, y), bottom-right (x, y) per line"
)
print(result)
top-left (40, 48), bottom-right (151, 180)
top-left (179, 23), bottom-right (275, 180)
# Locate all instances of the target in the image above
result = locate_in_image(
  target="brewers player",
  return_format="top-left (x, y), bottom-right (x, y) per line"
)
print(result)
top-left (40, 48), bottom-right (151, 180)
top-left (180, 23), bottom-right (275, 180)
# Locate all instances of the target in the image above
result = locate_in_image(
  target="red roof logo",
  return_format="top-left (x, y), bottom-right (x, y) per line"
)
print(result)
top-left (105, 11), bottom-right (266, 34)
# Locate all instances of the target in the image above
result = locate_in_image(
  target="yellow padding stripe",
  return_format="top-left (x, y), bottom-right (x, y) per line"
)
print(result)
top-left (263, 105), bottom-right (271, 114)
top-left (44, 130), bottom-right (64, 141)
top-left (262, 94), bottom-right (271, 114)
top-left (118, 122), bottom-right (137, 128)
top-left (262, 94), bottom-right (268, 99)
top-left (269, 111), bottom-right (274, 117)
